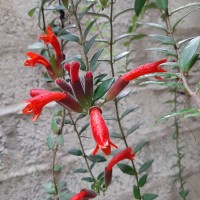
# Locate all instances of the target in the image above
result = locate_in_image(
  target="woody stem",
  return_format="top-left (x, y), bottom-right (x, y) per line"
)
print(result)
top-left (109, 1), bottom-right (141, 200)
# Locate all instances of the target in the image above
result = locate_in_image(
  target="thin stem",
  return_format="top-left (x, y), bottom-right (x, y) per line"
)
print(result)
top-left (109, 1), bottom-right (141, 199)
top-left (68, 112), bottom-right (95, 180)
top-left (165, 9), bottom-right (200, 109)
top-left (70, 0), bottom-right (90, 71)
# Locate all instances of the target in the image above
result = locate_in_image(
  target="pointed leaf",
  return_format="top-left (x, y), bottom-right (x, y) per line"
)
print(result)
top-left (110, 131), bottom-right (122, 138)
top-left (90, 49), bottom-right (104, 71)
top-left (51, 117), bottom-right (59, 134)
top-left (114, 33), bottom-right (136, 43)
top-left (127, 123), bottom-right (142, 136)
top-left (150, 34), bottom-right (175, 45)
top-left (88, 155), bottom-right (106, 163)
top-left (61, 0), bottom-right (68, 8)
top-left (79, 123), bottom-right (89, 135)
top-left (84, 34), bottom-right (98, 54)
top-left (139, 159), bottom-right (154, 174)
top-left (179, 36), bottom-right (200, 73)
top-left (81, 177), bottom-right (95, 182)
top-left (117, 88), bottom-right (131, 100)
top-left (117, 163), bottom-right (136, 175)
top-left (133, 185), bottom-right (140, 199)
top-left (60, 33), bottom-right (80, 43)
top-left (93, 78), bottom-right (115, 100)
top-left (138, 174), bottom-right (148, 187)
top-left (155, 0), bottom-right (168, 10)
top-left (113, 51), bottom-right (130, 62)
top-left (145, 47), bottom-right (176, 57)
top-left (57, 135), bottom-right (64, 146)
top-left (142, 193), bottom-right (158, 200)
top-left (113, 8), bottom-right (135, 21)
top-left (79, 3), bottom-right (94, 21)
top-left (84, 19), bottom-right (96, 39)
top-left (28, 7), bottom-right (37, 17)
top-left (73, 168), bottom-right (88, 173)
top-left (134, 141), bottom-right (149, 153)
top-left (121, 107), bottom-right (139, 119)
top-left (138, 21), bottom-right (167, 31)
top-left (99, 0), bottom-right (108, 8)
top-left (135, 0), bottom-right (147, 16)
top-left (68, 149), bottom-right (82, 156)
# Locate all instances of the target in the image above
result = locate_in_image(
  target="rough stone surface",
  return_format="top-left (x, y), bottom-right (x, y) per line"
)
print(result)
top-left (0, 0), bottom-right (200, 200)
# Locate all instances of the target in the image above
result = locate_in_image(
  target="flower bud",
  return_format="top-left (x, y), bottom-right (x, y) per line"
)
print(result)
top-left (55, 78), bottom-right (73, 95)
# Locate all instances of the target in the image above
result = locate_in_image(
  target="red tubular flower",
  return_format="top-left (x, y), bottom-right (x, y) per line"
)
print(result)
top-left (39, 26), bottom-right (62, 59)
top-left (84, 71), bottom-right (93, 104)
top-left (55, 78), bottom-right (73, 95)
top-left (122, 58), bottom-right (167, 81)
top-left (22, 91), bottom-right (66, 121)
top-left (89, 107), bottom-right (118, 155)
top-left (104, 147), bottom-right (135, 187)
top-left (105, 76), bottom-right (129, 102)
top-left (70, 189), bottom-right (96, 200)
top-left (29, 89), bottom-right (49, 97)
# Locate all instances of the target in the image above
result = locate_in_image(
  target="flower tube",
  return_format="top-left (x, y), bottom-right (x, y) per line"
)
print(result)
top-left (22, 91), bottom-right (66, 121)
top-left (70, 189), bottom-right (96, 200)
top-left (89, 106), bottom-right (118, 155)
top-left (104, 147), bottom-right (135, 187)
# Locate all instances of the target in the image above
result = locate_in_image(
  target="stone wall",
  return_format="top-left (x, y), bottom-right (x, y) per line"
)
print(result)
top-left (0, 0), bottom-right (200, 200)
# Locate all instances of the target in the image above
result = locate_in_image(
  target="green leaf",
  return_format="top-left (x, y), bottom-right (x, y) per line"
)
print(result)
top-left (51, 117), bottom-right (59, 134)
top-left (114, 8), bottom-right (134, 21)
top-left (76, 114), bottom-right (86, 122)
top-left (28, 7), bottom-right (37, 17)
top-left (93, 78), bottom-right (115, 100)
top-left (43, 182), bottom-right (56, 194)
top-left (54, 164), bottom-right (62, 172)
top-left (155, 0), bottom-right (168, 10)
top-left (196, 82), bottom-right (200, 90)
top-left (84, 19), bottom-right (96, 39)
top-left (113, 51), bottom-right (130, 62)
top-left (145, 47), bottom-right (176, 57)
top-left (138, 174), bottom-right (148, 187)
top-left (79, 123), bottom-right (89, 135)
top-left (84, 34), bottom-right (98, 54)
top-left (142, 193), bottom-right (158, 200)
top-left (117, 163), bottom-right (136, 175)
top-left (117, 89), bottom-right (131, 100)
top-left (135, 0), bottom-right (147, 16)
top-left (88, 155), bottom-right (106, 163)
top-left (47, 134), bottom-right (55, 150)
top-left (94, 73), bottom-right (107, 85)
top-left (57, 135), bottom-right (64, 146)
top-left (99, 0), bottom-right (109, 8)
top-left (127, 123), bottom-right (142, 136)
top-left (120, 107), bottom-right (139, 119)
top-left (60, 33), bottom-right (80, 43)
top-left (137, 21), bottom-right (167, 31)
top-left (140, 81), bottom-right (185, 90)
top-left (179, 36), bottom-right (200, 73)
top-left (114, 33), bottom-right (136, 43)
top-left (133, 185), bottom-right (140, 199)
top-left (68, 149), bottom-right (82, 156)
top-left (179, 190), bottom-right (189, 198)
top-left (110, 131), bottom-right (122, 138)
top-left (81, 177), bottom-right (95, 182)
top-left (90, 49), bottom-right (104, 72)
top-left (171, 2), bottom-right (200, 15)
top-left (139, 159), bottom-right (154, 174)
top-left (150, 34), bottom-right (175, 45)
top-left (73, 168), bottom-right (88, 173)
top-left (134, 141), bottom-right (149, 153)
top-left (61, 0), bottom-right (68, 8)
top-left (87, 12), bottom-right (109, 20)
top-left (79, 4), bottom-right (94, 21)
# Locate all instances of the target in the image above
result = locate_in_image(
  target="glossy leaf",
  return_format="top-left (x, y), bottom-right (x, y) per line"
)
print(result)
top-left (90, 49), bottom-right (104, 72)
top-left (145, 47), bottom-right (176, 57)
top-left (84, 19), bottom-right (96, 39)
top-left (117, 163), bottom-right (136, 175)
top-left (73, 168), bottom-right (88, 173)
top-left (139, 159), bottom-right (154, 174)
top-left (155, 0), bottom-right (168, 10)
top-left (150, 34), bottom-right (175, 45)
top-left (138, 174), bottom-right (148, 187)
top-left (88, 155), bottom-right (106, 163)
top-left (60, 33), bottom-right (80, 43)
top-left (127, 123), bottom-right (142, 136)
top-left (133, 185), bottom-right (140, 199)
top-left (134, 141), bottom-right (149, 153)
top-left (47, 134), bottom-right (55, 150)
top-left (113, 51), bottom-right (130, 62)
top-left (179, 36), bottom-right (200, 73)
top-left (79, 123), bottom-right (89, 135)
top-left (135, 0), bottom-right (147, 16)
top-left (93, 78), bottom-right (115, 100)
top-left (138, 21), bottom-right (167, 31)
top-left (120, 107), bottom-right (139, 119)
top-left (94, 73), bottom-right (107, 85)
top-left (142, 193), bottom-right (158, 200)
top-left (84, 34), bottom-right (98, 54)
top-left (68, 149), bottom-right (82, 156)
top-left (81, 177), bottom-right (95, 182)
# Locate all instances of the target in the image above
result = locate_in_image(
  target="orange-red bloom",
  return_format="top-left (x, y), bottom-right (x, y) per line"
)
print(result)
top-left (22, 91), bottom-right (66, 121)
top-left (122, 58), bottom-right (167, 81)
top-left (70, 189), bottom-right (96, 200)
top-left (104, 147), bottom-right (135, 187)
top-left (39, 26), bottom-right (62, 58)
top-left (89, 107), bottom-right (118, 155)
